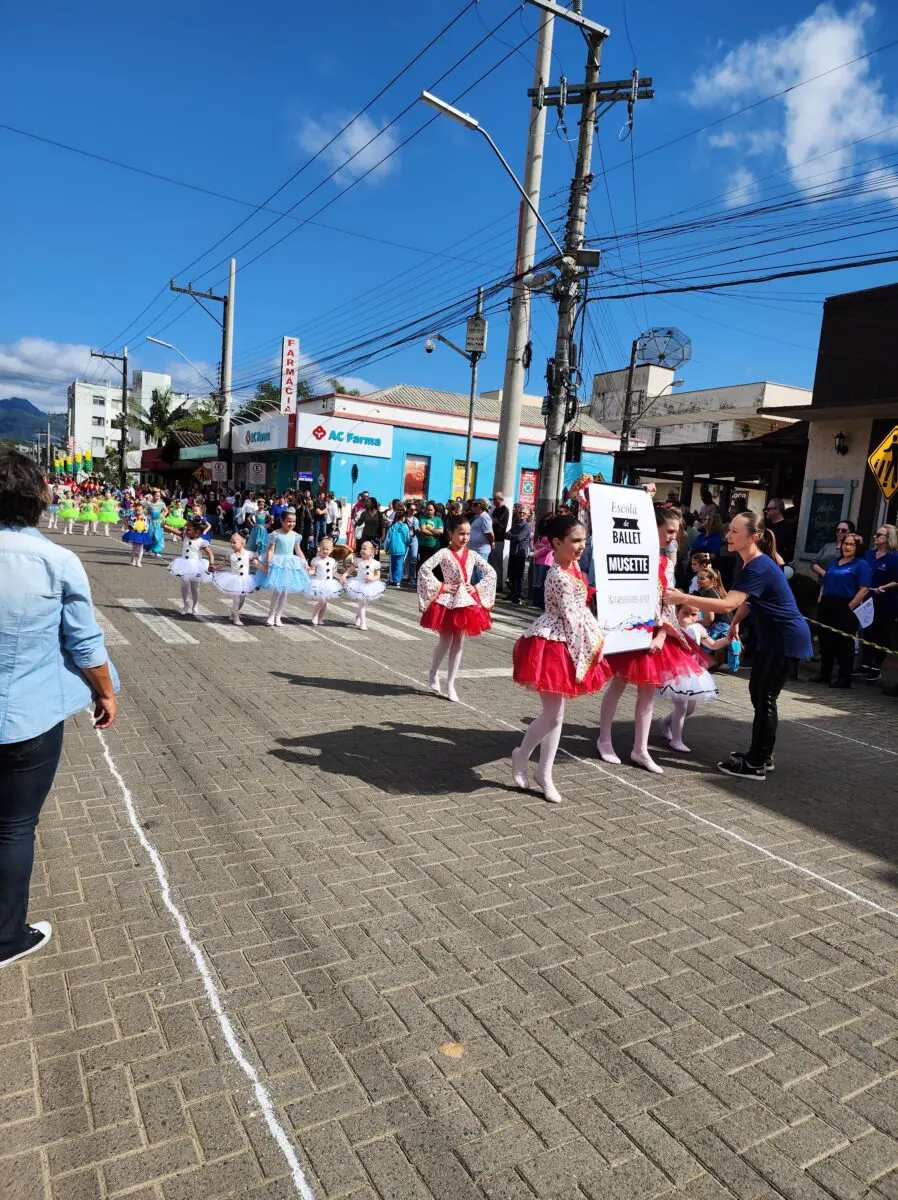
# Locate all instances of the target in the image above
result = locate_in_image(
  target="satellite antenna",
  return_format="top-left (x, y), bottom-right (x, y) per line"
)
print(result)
top-left (635, 327), bottom-right (692, 370)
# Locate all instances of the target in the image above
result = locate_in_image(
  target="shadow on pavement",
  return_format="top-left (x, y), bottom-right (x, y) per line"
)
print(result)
top-left (271, 671), bottom-right (422, 698)
top-left (270, 720), bottom-right (523, 797)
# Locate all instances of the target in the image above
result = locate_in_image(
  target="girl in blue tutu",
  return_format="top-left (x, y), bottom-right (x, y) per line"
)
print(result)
top-left (122, 504), bottom-right (153, 567)
top-left (258, 508), bottom-right (312, 626)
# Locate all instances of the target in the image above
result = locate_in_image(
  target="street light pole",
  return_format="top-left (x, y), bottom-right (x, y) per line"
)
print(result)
top-left (425, 288), bottom-right (487, 501)
top-left (464, 287), bottom-right (485, 499)
top-left (493, 8), bottom-right (555, 514)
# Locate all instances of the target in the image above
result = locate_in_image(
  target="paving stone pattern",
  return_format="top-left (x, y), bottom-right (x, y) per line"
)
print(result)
top-left (2, 533), bottom-right (898, 1199)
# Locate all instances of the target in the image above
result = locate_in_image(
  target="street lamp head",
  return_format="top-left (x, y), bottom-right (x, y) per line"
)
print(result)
top-left (419, 91), bottom-right (480, 131)
top-left (672, 378), bottom-right (684, 388)
top-left (146, 336), bottom-right (174, 350)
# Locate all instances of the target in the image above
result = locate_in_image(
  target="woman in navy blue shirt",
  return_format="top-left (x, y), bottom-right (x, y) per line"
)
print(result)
top-left (811, 533), bottom-right (872, 688)
top-left (692, 513), bottom-right (724, 561)
top-left (665, 510), bottom-right (812, 780)
top-left (861, 524), bottom-right (898, 682)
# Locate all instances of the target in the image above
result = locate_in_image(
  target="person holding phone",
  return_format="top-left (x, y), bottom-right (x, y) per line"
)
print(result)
top-left (0, 450), bottom-right (119, 970)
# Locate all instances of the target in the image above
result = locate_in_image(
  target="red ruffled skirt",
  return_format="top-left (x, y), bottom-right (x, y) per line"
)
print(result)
top-left (608, 635), bottom-right (707, 688)
top-left (420, 601), bottom-right (492, 636)
top-left (513, 636), bottom-right (612, 698)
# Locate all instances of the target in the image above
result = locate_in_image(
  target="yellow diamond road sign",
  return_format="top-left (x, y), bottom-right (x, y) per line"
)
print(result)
top-left (868, 424), bottom-right (898, 501)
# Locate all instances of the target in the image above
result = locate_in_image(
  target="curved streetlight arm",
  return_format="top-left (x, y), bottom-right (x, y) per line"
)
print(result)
top-left (475, 126), bottom-right (566, 261)
top-left (146, 336), bottom-right (219, 394)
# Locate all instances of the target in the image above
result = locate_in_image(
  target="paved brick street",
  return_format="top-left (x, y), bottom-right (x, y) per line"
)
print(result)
top-left (2, 531), bottom-right (898, 1200)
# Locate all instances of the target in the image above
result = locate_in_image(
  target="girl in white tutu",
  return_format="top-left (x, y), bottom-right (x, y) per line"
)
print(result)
top-left (258, 509), bottom-right (313, 626)
top-left (168, 519), bottom-right (216, 615)
top-left (308, 538), bottom-right (345, 627)
top-left (344, 541), bottom-right (386, 631)
top-left (656, 603), bottom-right (726, 753)
top-left (213, 532), bottom-right (259, 625)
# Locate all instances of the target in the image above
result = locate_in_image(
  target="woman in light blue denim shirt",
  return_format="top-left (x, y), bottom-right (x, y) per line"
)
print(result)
top-left (0, 452), bottom-right (119, 971)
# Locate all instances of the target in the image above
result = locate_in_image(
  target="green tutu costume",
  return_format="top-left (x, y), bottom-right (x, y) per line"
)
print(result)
top-left (166, 505), bottom-right (187, 530)
top-left (77, 503), bottom-right (99, 523)
top-left (98, 500), bottom-right (119, 524)
top-left (59, 500), bottom-right (79, 520)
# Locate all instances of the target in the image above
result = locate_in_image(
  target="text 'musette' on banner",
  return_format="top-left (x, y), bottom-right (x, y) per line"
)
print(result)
top-left (587, 482), bottom-right (657, 656)
top-left (280, 336), bottom-right (300, 415)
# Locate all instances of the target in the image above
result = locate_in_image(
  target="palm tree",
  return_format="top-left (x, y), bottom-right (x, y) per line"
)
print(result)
top-left (141, 388), bottom-right (193, 443)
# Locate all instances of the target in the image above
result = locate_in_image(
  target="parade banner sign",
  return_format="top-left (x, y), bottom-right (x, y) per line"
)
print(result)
top-left (588, 482), bottom-right (657, 656)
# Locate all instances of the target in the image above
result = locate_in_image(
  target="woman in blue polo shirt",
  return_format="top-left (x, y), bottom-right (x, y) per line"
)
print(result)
top-left (860, 524), bottom-right (898, 682)
top-left (665, 510), bottom-right (812, 780)
top-left (811, 532), bottom-right (872, 688)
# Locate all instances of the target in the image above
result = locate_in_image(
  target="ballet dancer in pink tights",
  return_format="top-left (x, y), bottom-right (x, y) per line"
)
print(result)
top-left (598, 507), bottom-right (706, 773)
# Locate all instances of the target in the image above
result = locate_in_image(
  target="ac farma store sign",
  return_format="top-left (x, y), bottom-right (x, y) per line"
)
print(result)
top-left (295, 412), bottom-right (393, 459)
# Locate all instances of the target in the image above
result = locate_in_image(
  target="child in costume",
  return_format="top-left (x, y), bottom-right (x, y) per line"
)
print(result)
top-left (598, 507), bottom-right (709, 774)
top-left (166, 501), bottom-right (187, 541)
top-left (246, 505), bottom-right (271, 559)
top-left (59, 494), bottom-right (79, 535)
top-left (45, 490), bottom-right (61, 530)
top-left (344, 541), bottom-right (386, 630)
top-left (417, 514), bottom-right (496, 703)
top-left (511, 514), bottom-right (612, 803)
top-left (169, 518), bottom-right (216, 615)
top-left (78, 497), bottom-right (99, 535)
top-left (258, 509), bottom-right (313, 626)
top-left (213, 532), bottom-right (259, 625)
top-left (656, 603), bottom-right (725, 753)
top-left (309, 537), bottom-right (345, 626)
top-left (97, 494), bottom-right (119, 536)
top-left (122, 504), bottom-right (153, 566)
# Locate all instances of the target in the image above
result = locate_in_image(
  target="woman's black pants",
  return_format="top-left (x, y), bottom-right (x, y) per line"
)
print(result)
top-left (0, 722), bottom-right (64, 960)
top-left (817, 594), bottom-right (856, 684)
top-left (747, 654), bottom-right (794, 765)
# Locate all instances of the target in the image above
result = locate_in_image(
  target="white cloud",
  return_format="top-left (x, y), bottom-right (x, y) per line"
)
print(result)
top-left (723, 167), bottom-right (760, 208)
top-left (0, 337), bottom-right (98, 412)
top-left (296, 111), bottom-right (400, 185)
top-left (691, 3), bottom-right (898, 200)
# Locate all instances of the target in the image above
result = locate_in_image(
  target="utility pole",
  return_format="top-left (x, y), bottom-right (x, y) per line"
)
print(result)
top-left (615, 336), bottom-right (639, 482)
top-left (90, 347), bottom-right (129, 487)
top-left (170, 256), bottom-right (236, 451)
top-left (464, 287), bottom-right (486, 499)
top-left (492, 9), bottom-right (555, 512)
top-left (526, 7), bottom-right (652, 519)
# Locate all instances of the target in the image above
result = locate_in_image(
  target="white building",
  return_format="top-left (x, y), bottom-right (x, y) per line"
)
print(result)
top-left (590, 366), bottom-right (811, 447)
top-left (67, 380), bottom-right (131, 462)
top-left (129, 370), bottom-right (192, 451)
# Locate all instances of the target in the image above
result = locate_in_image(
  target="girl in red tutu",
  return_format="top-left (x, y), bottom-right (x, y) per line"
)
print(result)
top-left (511, 514), bottom-right (611, 803)
top-left (417, 514), bottom-right (496, 702)
top-left (598, 506), bottom-right (705, 774)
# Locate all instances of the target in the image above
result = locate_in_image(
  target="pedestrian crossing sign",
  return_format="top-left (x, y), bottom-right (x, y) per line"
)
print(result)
top-left (867, 424), bottom-right (898, 500)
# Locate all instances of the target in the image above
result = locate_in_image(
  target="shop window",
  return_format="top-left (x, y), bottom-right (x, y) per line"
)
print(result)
top-left (708, 422), bottom-right (719, 443)
top-left (403, 454), bottom-right (430, 500)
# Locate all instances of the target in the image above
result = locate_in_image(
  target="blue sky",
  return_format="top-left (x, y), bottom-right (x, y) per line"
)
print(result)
top-left (3, 0), bottom-right (898, 414)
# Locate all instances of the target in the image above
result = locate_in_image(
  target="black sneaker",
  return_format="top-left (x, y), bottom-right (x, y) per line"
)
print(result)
top-left (0, 922), bottom-right (52, 971)
top-left (717, 756), bottom-right (766, 781)
top-left (729, 751), bottom-right (775, 773)
top-left (865, 669), bottom-right (882, 683)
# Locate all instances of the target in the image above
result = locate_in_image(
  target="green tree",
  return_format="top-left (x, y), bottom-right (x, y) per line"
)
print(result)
top-left (111, 388), bottom-right (194, 445)
top-left (234, 375), bottom-right (315, 423)
top-left (328, 377), bottom-right (361, 396)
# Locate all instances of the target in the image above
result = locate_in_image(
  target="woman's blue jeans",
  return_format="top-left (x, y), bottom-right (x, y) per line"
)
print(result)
top-left (0, 722), bottom-right (64, 960)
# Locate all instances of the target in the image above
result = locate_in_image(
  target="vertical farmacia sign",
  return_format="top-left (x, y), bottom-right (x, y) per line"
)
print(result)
top-left (280, 337), bottom-right (300, 414)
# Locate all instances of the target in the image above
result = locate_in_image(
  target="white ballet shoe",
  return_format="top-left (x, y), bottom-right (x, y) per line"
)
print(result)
top-left (668, 740), bottom-right (691, 753)
top-left (534, 767), bottom-right (562, 804)
top-left (180, 604), bottom-right (191, 616)
top-left (446, 686), bottom-right (460, 703)
top-left (428, 673), bottom-right (441, 695)
top-left (358, 622), bottom-right (368, 631)
top-left (274, 616), bottom-right (284, 627)
top-left (631, 751), bottom-right (664, 774)
top-left (597, 738), bottom-right (621, 766)
top-left (233, 618), bottom-right (244, 627)
top-left (511, 748), bottom-right (529, 790)
top-left (191, 608), bottom-right (200, 617)
top-left (265, 616), bottom-right (276, 627)
top-left (311, 616), bottom-right (320, 626)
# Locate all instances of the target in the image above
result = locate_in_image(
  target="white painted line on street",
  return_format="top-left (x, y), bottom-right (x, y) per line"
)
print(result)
top-left (354, 616), bottom-right (417, 641)
top-left (95, 611), bottom-right (129, 646)
top-left (117, 599), bottom-right (199, 645)
top-left (167, 600), bottom-right (258, 644)
top-left (456, 668), bottom-right (513, 679)
top-left (93, 727), bottom-right (315, 1200)
top-left (306, 629), bottom-right (898, 924)
top-left (715, 693), bottom-right (898, 759)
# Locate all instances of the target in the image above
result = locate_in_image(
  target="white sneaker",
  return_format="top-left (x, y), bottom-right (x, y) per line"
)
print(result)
top-left (0, 922), bottom-right (52, 970)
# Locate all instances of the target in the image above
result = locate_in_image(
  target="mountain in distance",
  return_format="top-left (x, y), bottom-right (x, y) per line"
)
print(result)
top-left (0, 397), bottom-right (67, 444)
